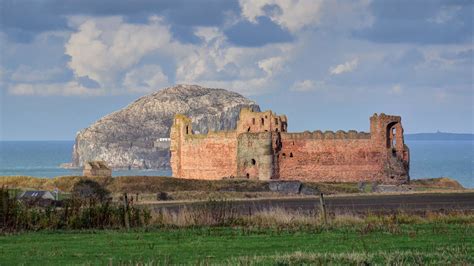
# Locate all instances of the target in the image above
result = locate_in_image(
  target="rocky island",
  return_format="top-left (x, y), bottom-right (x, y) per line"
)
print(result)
top-left (71, 85), bottom-right (260, 169)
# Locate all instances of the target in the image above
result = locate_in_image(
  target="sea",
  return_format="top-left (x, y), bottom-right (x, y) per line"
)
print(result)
top-left (0, 140), bottom-right (472, 188)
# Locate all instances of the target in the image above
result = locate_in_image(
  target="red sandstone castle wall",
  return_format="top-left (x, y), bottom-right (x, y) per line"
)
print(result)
top-left (171, 110), bottom-right (409, 183)
top-left (279, 134), bottom-right (387, 182)
top-left (174, 132), bottom-right (237, 180)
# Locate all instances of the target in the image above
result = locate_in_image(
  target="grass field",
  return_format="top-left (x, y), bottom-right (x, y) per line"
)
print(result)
top-left (1, 223), bottom-right (472, 265)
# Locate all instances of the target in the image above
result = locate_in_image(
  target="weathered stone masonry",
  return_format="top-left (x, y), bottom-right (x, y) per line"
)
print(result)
top-left (171, 109), bottom-right (410, 183)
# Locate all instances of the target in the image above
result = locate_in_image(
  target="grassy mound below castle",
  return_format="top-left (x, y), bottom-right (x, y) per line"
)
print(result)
top-left (0, 175), bottom-right (466, 201)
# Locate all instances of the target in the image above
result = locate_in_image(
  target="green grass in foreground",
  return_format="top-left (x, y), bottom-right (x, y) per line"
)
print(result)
top-left (1, 223), bottom-right (472, 265)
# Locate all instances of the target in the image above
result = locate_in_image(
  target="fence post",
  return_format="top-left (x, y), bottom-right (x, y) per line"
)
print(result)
top-left (1, 186), bottom-right (8, 227)
top-left (123, 193), bottom-right (130, 230)
top-left (319, 192), bottom-right (327, 225)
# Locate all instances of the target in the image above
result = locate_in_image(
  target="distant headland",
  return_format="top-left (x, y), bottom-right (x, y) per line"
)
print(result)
top-left (405, 131), bottom-right (474, 141)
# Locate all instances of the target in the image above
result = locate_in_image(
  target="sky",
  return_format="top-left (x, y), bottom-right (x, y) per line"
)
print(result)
top-left (0, 0), bottom-right (472, 140)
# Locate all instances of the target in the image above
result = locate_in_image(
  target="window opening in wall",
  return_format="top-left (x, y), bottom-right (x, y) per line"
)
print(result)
top-left (265, 115), bottom-right (268, 119)
top-left (186, 126), bottom-right (189, 134)
top-left (251, 159), bottom-right (256, 165)
top-left (392, 127), bottom-right (397, 147)
top-left (386, 122), bottom-right (398, 148)
top-left (261, 118), bottom-right (264, 125)
top-left (252, 118), bottom-right (255, 125)
top-left (246, 173), bottom-right (250, 179)
top-left (247, 127), bottom-right (251, 132)
top-left (275, 118), bottom-right (279, 125)
top-left (289, 152), bottom-right (293, 157)
top-left (282, 153), bottom-right (286, 157)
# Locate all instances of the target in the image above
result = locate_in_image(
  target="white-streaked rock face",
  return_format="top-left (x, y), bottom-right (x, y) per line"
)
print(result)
top-left (72, 84), bottom-right (260, 169)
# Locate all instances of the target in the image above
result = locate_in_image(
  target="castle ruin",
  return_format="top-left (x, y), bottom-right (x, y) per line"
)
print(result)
top-left (170, 109), bottom-right (409, 183)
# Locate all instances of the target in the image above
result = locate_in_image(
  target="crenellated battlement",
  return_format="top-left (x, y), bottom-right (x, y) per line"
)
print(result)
top-left (283, 130), bottom-right (371, 140)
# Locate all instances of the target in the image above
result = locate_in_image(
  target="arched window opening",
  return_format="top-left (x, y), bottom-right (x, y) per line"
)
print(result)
top-left (261, 118), bottom-right (264, 125)
top-left (386, 122), bottom-right (398, 148)
top-left (392, 127), bottom-right (397, 147)
top-left (246, 173), bottom-right (250, 179)
top-left (289, 152), bottom-right (293, 157)
top-left (185, 126), bottom-right (189, 134)
top-left (251, 159), bottom-right (256, 165)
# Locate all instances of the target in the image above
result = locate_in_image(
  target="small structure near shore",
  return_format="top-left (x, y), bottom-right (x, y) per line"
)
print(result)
top-left (17, 190), bottom-right (57, 207)
top-left (17, 190), bottom-right (55, 201)
top-left (83, 161), bottom-right (112, 178)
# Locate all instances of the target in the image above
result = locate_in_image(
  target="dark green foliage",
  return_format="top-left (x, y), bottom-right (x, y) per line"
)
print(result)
top-left (0, 186), bottom-right (150, 232)
top-left (71, 179), bottom-right (110, 202)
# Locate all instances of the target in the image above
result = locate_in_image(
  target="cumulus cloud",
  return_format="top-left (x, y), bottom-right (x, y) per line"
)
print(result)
top-left (239, 0), bottom-right (324, 32)
top-left (290, 80), bottom-right (325, 92)
top-left (8, 82), bottom-right (103, 96)
top-left (62, 17), bottom-right (292, 96)
top-left (65, 16), bottom-right (176, 89)
top-left (329, 58), bottom-right (359, 75)
top-left (175, 26), bottom-right (293, 95)
top-left (123, 65), bottom-right (169, 93)
top-left (239, 0), bottom-right (372, 33)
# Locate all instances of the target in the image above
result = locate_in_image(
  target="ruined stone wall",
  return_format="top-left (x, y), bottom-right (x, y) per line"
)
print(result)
top-left (277, 115), bottom-right (409, 183)
top-left (171, 114), bottom-right (238, 179)
top-left (236, 108), bottom-right (287, 133)
top-left (177, 132), bottom-right (237, 180)
top-left (171, 110), bottom-right (409, 183)
top-left (279, 133), bottom-right (387, 182)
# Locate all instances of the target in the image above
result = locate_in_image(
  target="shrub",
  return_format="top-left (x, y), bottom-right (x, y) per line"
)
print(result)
top-left (72, 179), bottom-right (110, 202)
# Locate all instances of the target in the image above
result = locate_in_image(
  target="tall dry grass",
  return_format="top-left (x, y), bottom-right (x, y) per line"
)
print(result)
top-left (0, 176), bottom-right (112, 192)
top-left (150, 203), bottom-right (474, 229)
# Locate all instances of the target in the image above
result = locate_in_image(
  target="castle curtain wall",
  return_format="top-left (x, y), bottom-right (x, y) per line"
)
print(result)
top-left (279, 133), bottom-right (386, 182)
top-left (172, 131), bottom-right (238, 180)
